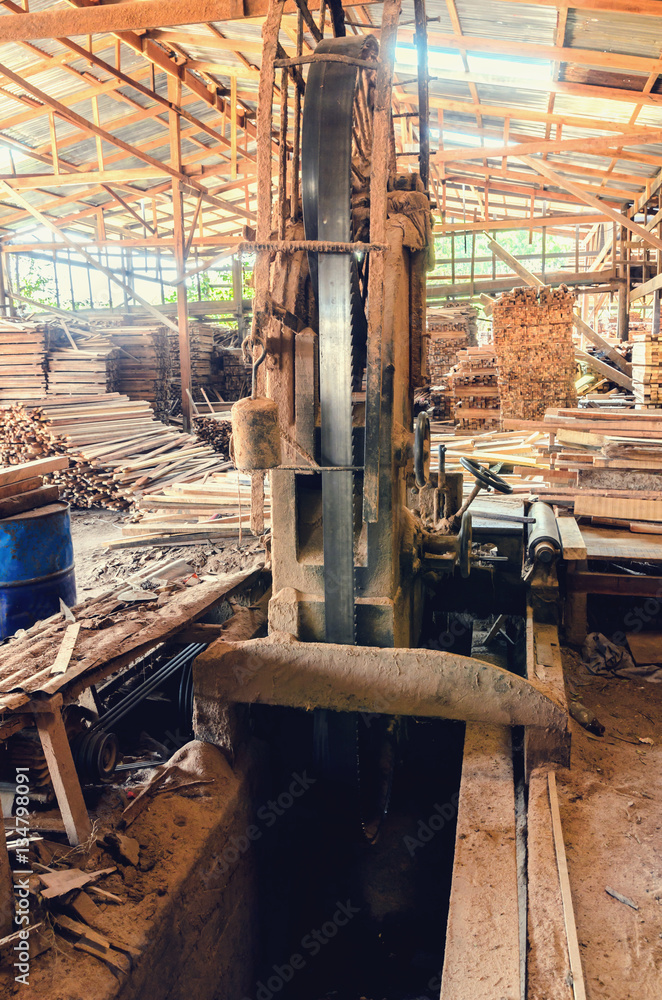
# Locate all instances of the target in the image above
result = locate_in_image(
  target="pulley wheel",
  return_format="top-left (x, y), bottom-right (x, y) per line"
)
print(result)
top-left (72, 728), bottom-right (119, 784)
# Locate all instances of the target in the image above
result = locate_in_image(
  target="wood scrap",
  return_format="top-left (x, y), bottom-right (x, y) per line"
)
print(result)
top-left (39, 866), bottom-right (115, 899)
top-left (49, 622), bottom-right (82, 676)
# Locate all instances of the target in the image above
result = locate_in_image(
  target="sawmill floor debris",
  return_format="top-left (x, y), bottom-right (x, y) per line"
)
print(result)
top-left (70, 509), bottom-right (264, 600)
top-left (547, 648), bottom-right (662, 999)
top-left (0, 741), bottom-right (260, 1000)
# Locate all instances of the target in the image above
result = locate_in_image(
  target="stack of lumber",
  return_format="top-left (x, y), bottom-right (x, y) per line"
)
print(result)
top-left (447, 346), bottom-right (500, 431)
top-left (599, 311), bottom-right (649, 340)
top-left (47, 344), bottom-right (120, 397)
top-left (631, 333), bottom-right (662, 408)
top-left (427, 306), bottom-right (478, 388)
top-left (170, 322), bottom-right (221, 407)
top-left (0, 455), bottom-right (68, 519)
top-left (504, 407), bottom-right (662, 495)
top-left (0, 319), bottom-right (47, 402)
top-left (0, 395), bottom-right (223, 510)
top-left (193, 414), bottom-right (232, 455)
top-left (114, 470), bottom-right (271, 547)
top-left (109, 326), bottom-right (170, 419)
top-left (493, 286), bottom-right (577, 420)
top-left (215, 347), bottom-right (251, 401)
top-left (430, 426), bottom-right (550, 491)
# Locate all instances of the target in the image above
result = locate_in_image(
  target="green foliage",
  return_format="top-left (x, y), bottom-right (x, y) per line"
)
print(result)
top-left (17, 260), bottom-right (60, 308)
top-left (432, 228), bottom-right (576, 280)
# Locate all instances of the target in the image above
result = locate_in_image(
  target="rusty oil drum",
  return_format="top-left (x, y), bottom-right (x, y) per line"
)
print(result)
top-left (0, 500), bottom-right (76, 639)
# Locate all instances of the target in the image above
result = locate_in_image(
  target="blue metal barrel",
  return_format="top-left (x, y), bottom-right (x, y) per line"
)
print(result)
top-left (0, 501), bottom-right (76, 640)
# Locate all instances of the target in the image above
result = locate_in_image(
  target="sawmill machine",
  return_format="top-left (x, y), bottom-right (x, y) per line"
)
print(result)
top-left (197, 0), bottom-right (569, 838)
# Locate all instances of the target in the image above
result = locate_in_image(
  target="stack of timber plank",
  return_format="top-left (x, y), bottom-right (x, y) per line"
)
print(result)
top-left (169, 322), bottom-right (221, 409)
top-left (493, 286), bottom-right (577, 420)
top-left (430, 426), bottom-right (550, 491)
top-left (0, 320), bottom-right (47, 402)
top-left (447, 345), bottom-right (500, 431)
top-left (114, 470), bottom-right (271, 546)
top-left (427, 306), bottom-right (478, 388)
top-left (0, 395), bottom-right (223, 510)
top-left (47, 343), bottom-right (120, 398)
top-left (631, 332), bottom-right (662, 408)
top-left (0, 456), bottom-right (68, 519)
top-left (504, 408), bottom-right (662, 499)
top-left (108, 325), bottom-right (171, 419)
top-left (215, 347), bottom-right (251, 401)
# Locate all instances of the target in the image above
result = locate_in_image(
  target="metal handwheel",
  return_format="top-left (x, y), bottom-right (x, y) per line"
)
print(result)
top-left (460, 456), bottom-right (513, 495)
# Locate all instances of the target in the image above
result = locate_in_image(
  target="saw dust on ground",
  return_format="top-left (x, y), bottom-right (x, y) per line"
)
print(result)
top-left (70, 509), bottom-right (264, 600)
top-left (558, 648), bottom-right (662, 999)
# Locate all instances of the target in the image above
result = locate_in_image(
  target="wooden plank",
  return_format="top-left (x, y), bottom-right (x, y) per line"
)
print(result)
top-left (441, 723), bottom-right (520, 1000)
top-left (0, 456), bottom-right (68, 486)
top-left (0, 486), bottom-right (59, 520)
top-left (580, 525), bottom-right (662, 562)
top-left (547, 772), bottom-right (587, 1000)
top-left (49, 623), bottom-right (82, 676)
top-left (526, 610), bottom-right (571, 774)
top-left (0, 477), bottom-right (42, 500)
top-left (575, 350), bottom-right (633, 390)
top-left (527, 769), bottom-right (573, 1000)
top-left (575, 495), bottom-right (662, 523)
top-left (557, 517), bottom-right (588, 561)
top-left (34, 701), bottom-right (92, 847)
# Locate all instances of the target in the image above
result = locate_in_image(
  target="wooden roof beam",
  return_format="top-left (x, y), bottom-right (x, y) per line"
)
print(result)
top-left (401, 28), bottom-right (662, 76)
top-left (0, 58), bottom-right (256, 223)
top-left (0, 0), bottom-right (373, 42)
top-left (400, 93), bottom-right (662, 135)
top-left (435, 127), bottom-right (662, 165)
top-left (518, 154), bottom-right (662, 253)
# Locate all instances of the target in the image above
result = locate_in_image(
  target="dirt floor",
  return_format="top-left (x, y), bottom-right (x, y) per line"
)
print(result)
top-left (558, 648), bottom-right (662, 999)
top-left (70, 509), bottom-right (264, 600)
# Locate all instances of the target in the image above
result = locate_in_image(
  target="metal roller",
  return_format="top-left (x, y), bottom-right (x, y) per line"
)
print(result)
top-left (527, 501), bottom-right (562, 565)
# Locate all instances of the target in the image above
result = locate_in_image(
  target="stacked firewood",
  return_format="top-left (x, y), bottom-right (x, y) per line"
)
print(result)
top-left (193, 414), bottom-right (232, 455)
top-left (0, 395), bottom-right (223, 510)
top-left (0, 320), bottom-right (48, 402)
top-left (493, 286), bottom-right (577, 421)
top-left (447, 346), bottom-right (500, 431)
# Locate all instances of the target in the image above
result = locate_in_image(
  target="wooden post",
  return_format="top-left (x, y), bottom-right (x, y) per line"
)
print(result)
top-left (169, 76), bottom-right (193, 431)
top-left (32, 697), bottom-right (92, 847)
top-left (653, 288), bottom-right (660, 340)
top-left (617, 224), bottom-right (629, 343)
